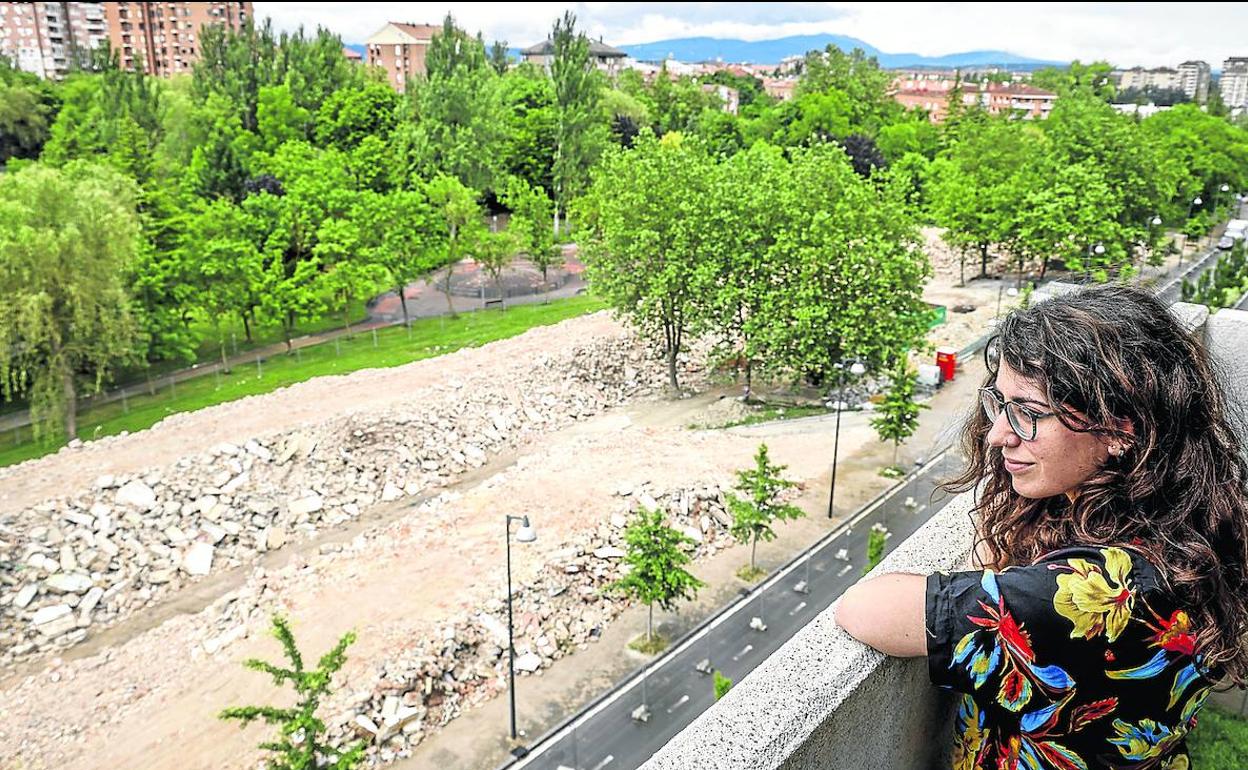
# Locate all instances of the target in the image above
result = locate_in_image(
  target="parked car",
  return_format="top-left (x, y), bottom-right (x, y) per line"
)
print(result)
top-left (1219, 235), bottom-right (1235, 250)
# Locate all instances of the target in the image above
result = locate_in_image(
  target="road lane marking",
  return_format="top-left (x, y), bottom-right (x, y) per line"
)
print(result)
top-left (590, 756), bottom-right (615, 770)
top-left (732, 644), bottom-right (753, 661)
top-left (790, 601), bottom-right (807, 616)
top-left (837, 564), bottom-right (853, 577)
top-left (667, 694), bottom-right (690, 713)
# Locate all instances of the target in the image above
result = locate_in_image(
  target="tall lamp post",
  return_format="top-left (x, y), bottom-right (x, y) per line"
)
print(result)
top-left (1086, 242), bottom-right (1105, 282)
top-left (1219, 183), bottom-right (1230, 218)
top-left (825, 360), bottom-right (866, 519)
top-left (1149, 215), bottom-right (1162, 265)
top-left (505, 514), bottom-right (537, 745)
top-left (1182, 196), bottom-right (1202, 267)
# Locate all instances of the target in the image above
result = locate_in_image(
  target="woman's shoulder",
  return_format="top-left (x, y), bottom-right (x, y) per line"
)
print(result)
top-left (1029, 542), bottom-right (1166, 593)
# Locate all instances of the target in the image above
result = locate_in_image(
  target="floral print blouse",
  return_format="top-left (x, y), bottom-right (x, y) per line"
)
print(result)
top-left (926, 545), bottom-right (1217, 770)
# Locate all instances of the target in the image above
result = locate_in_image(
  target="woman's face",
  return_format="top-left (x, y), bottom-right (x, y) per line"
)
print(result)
top-left (986, 362), bottom-right (1115, 500)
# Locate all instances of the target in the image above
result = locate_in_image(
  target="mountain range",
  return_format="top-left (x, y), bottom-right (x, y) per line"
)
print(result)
top-left (615, 34), bottom-right (1061, 69)
top-left (345, 34), bottom-right (1063, 70)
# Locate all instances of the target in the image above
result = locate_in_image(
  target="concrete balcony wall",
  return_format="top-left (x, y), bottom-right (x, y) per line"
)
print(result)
top-left (640, 302), bottom-right (1248, 770)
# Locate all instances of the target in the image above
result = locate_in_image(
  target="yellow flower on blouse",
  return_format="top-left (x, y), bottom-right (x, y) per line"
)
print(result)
top-left (1053, 547), bottom-right (1135, 643)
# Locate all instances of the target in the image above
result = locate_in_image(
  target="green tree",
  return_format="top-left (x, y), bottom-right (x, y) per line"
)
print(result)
top-left (426, 174), bottom-right (485, 317)
top-left (313, 210), bottom-right (388, 336)
top-left (497, 63), bottom-right (557, 195)
top-left (1030, 60), bottom-right (1117, 100)
top-left (256, 83), bottom-right (311, 154)
top-left (396, 14), bottom-right (504, 193)
top-left (0, 163), bottom-right (144, 443)
top-left (549, 11), bottom-right (606, 234)
top-left (474, 228), bottom-right (519, 304)
top-left (795, 44), bottom-right (897, 134)
top-left (713, 670), bottom-right (733, 700)
top-left (578, 132), bottom-right (718, 391)
top-left (504, 177), bottom-right (561, 297)
top-left (0, 69), bottom-right (56, 164)
top-left (220, 615), bottom-right (364, 770)
top-left (610, 507), bottom-right (704, 647)
top-left (489, 40), bottom-right (510, 75)
top-left (726, 443), bottom-right (805, 579)
top-left (315, 81), bottom-right (401, 152)
top-left (863, 524), bottom-right (887, 576)
top-left (870, 358), bottom-right (928, 467)
top-left (358, 188), bottom-right (445, 325)
top-left (181, 197), bottom-right (265, 370)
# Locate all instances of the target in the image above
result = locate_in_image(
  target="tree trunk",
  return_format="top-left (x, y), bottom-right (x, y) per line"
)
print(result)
top-left (241, 310), bottom-right (253, 343)
top-left (647, 602), bottom-right (654, 642)
top-left (744, 358), bottom-right (753, 401)
top-left (553, 207), bottom-right (560, 237)
top-left (219, 340), bottom-right (230, 375)
top-left (979, 243), bottom-right (989, 278)
top-left (893, 442), bottom-right (899, 468)
top-left (496, 274), bottom-right (505, 309)
top-left (542, 265), bottom-right (550, 304)
top-left (397, 284), bottom-right (410, 325)
top-left (61, 366), bottom-right (77, 443)
top-left (283, 311), bottom-right (294, 353)
top-left (750, 534), bottom-right (758, 571)
top-left (959, 250), bottom-right (966, 286)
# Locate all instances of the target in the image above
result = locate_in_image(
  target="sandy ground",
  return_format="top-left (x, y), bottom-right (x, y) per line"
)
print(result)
top-left (0, 235), bottom-right (1009, 770)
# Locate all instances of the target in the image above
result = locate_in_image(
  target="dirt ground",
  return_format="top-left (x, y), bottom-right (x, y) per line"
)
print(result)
top-left (0, 234), bottom-right (1007, 770)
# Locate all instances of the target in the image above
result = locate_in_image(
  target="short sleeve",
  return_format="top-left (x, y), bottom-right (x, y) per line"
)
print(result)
top-left (925, 561), bottom-right (1076, 698)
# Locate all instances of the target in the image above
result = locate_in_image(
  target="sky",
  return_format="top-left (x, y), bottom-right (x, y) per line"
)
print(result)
top-left (252, 2), bottom-right (1248, 69)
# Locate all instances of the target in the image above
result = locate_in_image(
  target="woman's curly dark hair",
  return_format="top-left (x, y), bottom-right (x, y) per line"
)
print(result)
top-left (943, 284), bottom-right (1248, 683)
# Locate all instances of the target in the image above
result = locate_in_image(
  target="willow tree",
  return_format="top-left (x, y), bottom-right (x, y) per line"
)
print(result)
top-left (0, 162), bottom-right (144, 443)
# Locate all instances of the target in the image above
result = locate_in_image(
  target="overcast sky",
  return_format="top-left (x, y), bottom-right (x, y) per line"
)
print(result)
top-left (253, 2), bottom-right (1248, 68)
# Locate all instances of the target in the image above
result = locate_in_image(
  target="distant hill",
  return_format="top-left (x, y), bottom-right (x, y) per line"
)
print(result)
top-left (616, 34), bottom-right (1061, 70)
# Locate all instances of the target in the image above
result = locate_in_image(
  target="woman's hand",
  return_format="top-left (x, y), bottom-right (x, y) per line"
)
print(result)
top-left (834, 573), bottom-right (928, 657)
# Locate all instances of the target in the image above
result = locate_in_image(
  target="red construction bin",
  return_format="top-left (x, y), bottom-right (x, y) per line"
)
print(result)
top-left (936, 347), bottom-right (958, 382)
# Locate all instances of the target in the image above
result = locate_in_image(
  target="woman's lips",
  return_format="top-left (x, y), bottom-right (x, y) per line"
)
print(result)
top-left (1004, 458), bottom-right (1034, 474)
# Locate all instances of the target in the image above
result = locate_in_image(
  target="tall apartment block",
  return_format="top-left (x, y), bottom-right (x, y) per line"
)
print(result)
top-left (0, 1), bottom-right (251, 79)
top-left (105, 1), bottom-right (250, 76)
top-left (0, 2), bottom-right (109, 79)
top-left (365, 22), bottom-right (439, 93)
top-left (1221, 57), bottom-right (1248, 113)
top-left (1177, 60), bottom-right (1210, 104)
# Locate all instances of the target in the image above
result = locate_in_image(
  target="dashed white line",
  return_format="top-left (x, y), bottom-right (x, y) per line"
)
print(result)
top-left (590, 756), bottom-right (615, 770)
top-left (789, 601), bottom-right (807, 616)
top-left (837, 564), bottom-right (853, 577)
top-left (666, 694), bottom-right (690, 713)
top-left (732, 644), bottom-right (754, 661)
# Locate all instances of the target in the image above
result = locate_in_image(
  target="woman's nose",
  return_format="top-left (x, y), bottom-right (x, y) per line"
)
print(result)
top-left (986, 410), bottom-right (1021, 449)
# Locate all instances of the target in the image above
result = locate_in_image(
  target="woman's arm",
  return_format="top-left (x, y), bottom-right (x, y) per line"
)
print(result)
top-left (834, 573), bottom-right (928, 657)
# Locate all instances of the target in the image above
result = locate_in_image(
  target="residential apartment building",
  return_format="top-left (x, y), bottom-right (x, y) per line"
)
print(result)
top-left (364, 21), bottom-right (439, 93)
top-left (520, 37), bottom-right (627, 78)
top-left (891, 78), bottom-right (1056, 123)
top-left (1116, 66), bottom-right (1181, 93)
top-left (0, 2), bottom-right (250, 79)
top-left (0, 1), bottom-right (109, 80)
top-left (105, 2), bottom-right (250, 76)
top-left (1221, 57), bottom-right (1248, 113)
top-left (1177, 60), bottom-right (1211, 103)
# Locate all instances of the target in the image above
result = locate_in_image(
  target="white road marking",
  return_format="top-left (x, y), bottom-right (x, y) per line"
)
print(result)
top-left (790, 601), bottom-right (807, 616)
top-left (732, 644), bottom-right (754, 661)
top-left (666, 694), bottom-right (690, 713)
top-left (837, 564), bottom-right (853, 577)
top-left (590, 756), bottom-right (615, 770)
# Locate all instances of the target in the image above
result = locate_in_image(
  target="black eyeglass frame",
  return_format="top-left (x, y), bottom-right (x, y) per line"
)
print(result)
top-left (977, 386), bottom-right (1058, 442)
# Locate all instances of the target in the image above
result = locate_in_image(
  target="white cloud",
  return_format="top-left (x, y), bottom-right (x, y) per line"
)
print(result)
top-left (252, 2), bottom-right (1248, 68)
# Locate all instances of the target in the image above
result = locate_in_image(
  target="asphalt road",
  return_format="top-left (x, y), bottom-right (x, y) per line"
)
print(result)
top-left (509, 451), bottom-right (966, 770)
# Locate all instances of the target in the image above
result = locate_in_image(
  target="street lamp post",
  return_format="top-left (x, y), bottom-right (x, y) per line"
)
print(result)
top-left (826, 360), bottom-right (866, 519)
top-left (1148, 215), bottom-right (1162, 266)
top-left (1219, 183), bottom-right (1230, 218)
top-left (1182, 196), bottom-right (1203, 267)
top-left (505, 514), bottom-right (537, 745)
top-left (1086, 242), bottom-right (1105, 283)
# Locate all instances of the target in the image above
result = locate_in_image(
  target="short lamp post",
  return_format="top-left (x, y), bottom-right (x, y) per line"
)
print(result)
top-left (1149, 215), bottom-right (1162, 264)
top-left (826, 360), bottom-right (867, 519)
top-left (1219, 183), bottom-right (1230, 217)
top-left (505, 515), bottom-right (537, 745)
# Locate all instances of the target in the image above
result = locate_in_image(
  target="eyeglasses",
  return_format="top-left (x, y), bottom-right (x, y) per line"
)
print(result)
top-left (978, 387), bottom-right (1057, 442)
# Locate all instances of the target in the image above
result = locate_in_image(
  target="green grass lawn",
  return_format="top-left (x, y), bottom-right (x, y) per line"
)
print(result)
top-left (0, 295), bottom-right (607, 469)
top-left (1190, 703), bottom-right (1248, 767)
top-left (0, 299), bottom-right (374, 419)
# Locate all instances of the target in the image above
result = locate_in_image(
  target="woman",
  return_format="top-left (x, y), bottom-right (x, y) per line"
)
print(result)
top-left (836, 285), bottom-right (1248, 769)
